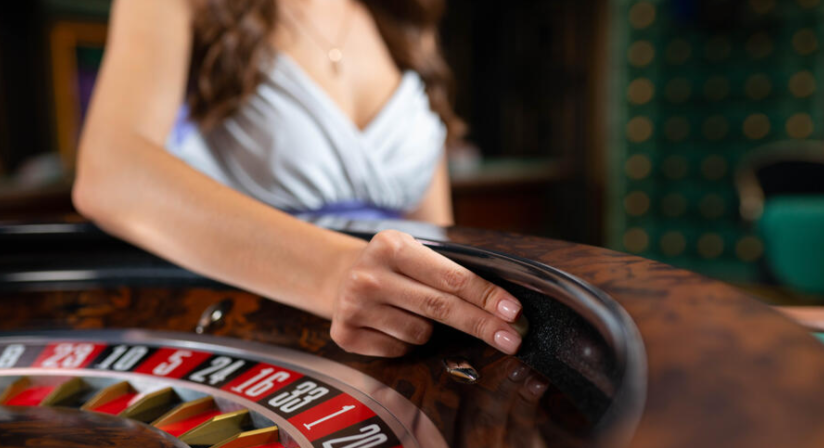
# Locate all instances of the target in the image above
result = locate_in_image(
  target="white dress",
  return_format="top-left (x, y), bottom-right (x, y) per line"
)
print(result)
top-left (167, 53), bottom-right (446, 219)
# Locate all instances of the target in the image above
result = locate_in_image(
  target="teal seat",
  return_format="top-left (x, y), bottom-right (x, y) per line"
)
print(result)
top-left (759, 195), bottom-right (824, 294)
top-left (736, 141), bottom-right (824, 294)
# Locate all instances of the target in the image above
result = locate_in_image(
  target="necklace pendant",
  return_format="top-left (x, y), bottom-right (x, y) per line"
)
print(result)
top-left (328, 48), bottom-right (343, 74)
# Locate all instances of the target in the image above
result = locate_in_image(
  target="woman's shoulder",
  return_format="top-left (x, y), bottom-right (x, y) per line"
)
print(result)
top-left (111, 0), bottom-right (194, 22)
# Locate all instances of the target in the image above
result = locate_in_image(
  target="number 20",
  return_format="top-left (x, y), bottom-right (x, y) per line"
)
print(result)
top-left (322, 424), bottom-right (388, 448)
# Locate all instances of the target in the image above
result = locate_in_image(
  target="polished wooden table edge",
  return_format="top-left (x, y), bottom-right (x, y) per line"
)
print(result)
top-left (4, 219), bottom-right (824, 448)
top-left (439, 226), bottom-right (824, 448)
top-left (775, 306), bottom-right (824, 332)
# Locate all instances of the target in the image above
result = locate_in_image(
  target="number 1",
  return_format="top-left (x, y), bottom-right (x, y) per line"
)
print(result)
top-left (303, 405), bottom-right (356, 431)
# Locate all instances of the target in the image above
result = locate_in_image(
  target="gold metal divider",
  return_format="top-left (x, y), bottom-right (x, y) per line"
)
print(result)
top-left (41, 377), bottom-right (87, 406)
top-left (80, 381), bottom-right (134, 410)
top-left (119, 387), bottom-right (181, 423)
top-left (212, 426), bottom-right (280, 448)
top-left (0, 377), bottom-right (30, 404)
top-left (152, 395), bottom-right (218, 428)
top-left (179, 409), bottom-right (252, 447)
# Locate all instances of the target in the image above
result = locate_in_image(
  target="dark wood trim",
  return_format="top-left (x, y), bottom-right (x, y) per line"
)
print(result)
top-left (1, 220), bottom-right (823, 448)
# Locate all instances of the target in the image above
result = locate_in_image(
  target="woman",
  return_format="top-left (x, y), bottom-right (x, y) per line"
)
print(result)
top-left (73, 0), bottom-right (524, 357)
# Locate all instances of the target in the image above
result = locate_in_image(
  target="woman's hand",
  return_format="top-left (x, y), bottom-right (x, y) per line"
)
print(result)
top-left (331, 230), bottom-right (524, 357)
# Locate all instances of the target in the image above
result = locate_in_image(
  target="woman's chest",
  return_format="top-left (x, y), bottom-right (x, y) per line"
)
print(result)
top-left (271, 1), bottom-right (402, 131)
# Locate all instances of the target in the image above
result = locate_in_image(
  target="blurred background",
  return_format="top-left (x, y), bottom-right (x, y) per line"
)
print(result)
top-left (1, 0), bottom-right (823, 304)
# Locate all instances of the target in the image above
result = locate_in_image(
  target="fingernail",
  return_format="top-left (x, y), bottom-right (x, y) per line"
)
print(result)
top-left (494, 330), bottom-right (521, 354)
top-left (508, 364), bottom-right (528, 382)
top-left (525, 376), bottom-right (548, 399)
top-left (497, 298), bottom-right (521, 322)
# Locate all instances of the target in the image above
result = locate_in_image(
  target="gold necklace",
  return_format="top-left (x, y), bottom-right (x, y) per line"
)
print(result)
top-left (280, 2), bottom-right (355, 75)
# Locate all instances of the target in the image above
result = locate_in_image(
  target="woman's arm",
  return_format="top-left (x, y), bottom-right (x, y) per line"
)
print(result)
top-left (405, 155), bottom-right (454, 226)
top-left (74, 0), bottom-right (358, 319)
top-left (75, 0), bottom-right (523, 357)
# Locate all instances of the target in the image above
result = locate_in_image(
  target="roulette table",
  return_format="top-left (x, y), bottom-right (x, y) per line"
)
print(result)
top-left (1, 219), bottom-right (824, 448)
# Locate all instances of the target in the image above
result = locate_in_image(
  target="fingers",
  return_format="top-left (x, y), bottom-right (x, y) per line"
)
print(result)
top-left (385, 275), bottom-right (523, 354)
top-left (504, 358), bottom-right (548, 403)
top-left (335, 300), bottom-right (434, 345)
top-left (455, 358), bottom-right (545, 448)
top-left (505, 360), bottom-right (549, 448)
top-left (366, 307), bottom-right (434, 345)
top-left (518, 374), bottom-right (549, 404)
top-left (329, 322), bottom-right (413, 358)
top-left (369, 230), bottom-right (523, 323)
top-left (333, 230), bottom-right (524, 357)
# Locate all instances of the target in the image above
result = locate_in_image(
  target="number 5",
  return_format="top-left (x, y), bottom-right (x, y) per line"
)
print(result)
top-left (153, 350), bottom-right (192, 376)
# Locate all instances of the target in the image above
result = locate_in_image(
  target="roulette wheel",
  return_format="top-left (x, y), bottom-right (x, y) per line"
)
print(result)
top-left (2, 219), bottom-right (824, 448)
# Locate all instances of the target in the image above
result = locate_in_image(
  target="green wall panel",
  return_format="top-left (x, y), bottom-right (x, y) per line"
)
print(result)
top-left (609, 0), bottom-right (824, 282)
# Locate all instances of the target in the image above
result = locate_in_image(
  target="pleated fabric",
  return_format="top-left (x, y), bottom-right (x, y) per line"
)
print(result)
top-left (168, 52), bottom-right (446, 214)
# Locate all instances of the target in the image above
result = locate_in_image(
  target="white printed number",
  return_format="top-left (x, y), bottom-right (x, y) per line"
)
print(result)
top-left (230, 368), bottom-right (291, 398)
top-left (268, 381), bottom-right (329, 413)
top-left (41, 343), bottom-right (95, 368)
top-left (190, 356), bottom-right (246, 385)
top-left (152, 350), bottom-right (192, 376)
top-left (322, 424), bottom-right (388, 448)
top-left (0, 344), bottom-right (25, 368)
top-left (303, 405), bottom-right (355, 431)
top-left (96, 345), bottom-right (149, 371)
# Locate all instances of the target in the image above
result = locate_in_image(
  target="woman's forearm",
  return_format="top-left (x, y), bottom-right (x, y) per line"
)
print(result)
top-left (74, 132), bottom-right (365, 319)
top-left (74, 0), bottom-right (365, 320)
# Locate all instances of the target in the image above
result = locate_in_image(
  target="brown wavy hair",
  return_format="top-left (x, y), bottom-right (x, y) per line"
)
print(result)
top-left (188, 0), bottom-right (465, 144)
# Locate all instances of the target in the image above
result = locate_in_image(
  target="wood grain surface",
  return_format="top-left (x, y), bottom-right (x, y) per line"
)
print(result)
top-left (0, 406), bottom-right (188, 448)
top-left (446, 228), bottom-right (824, 448)
top-left (2, 225), bottom-right (824, 448)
